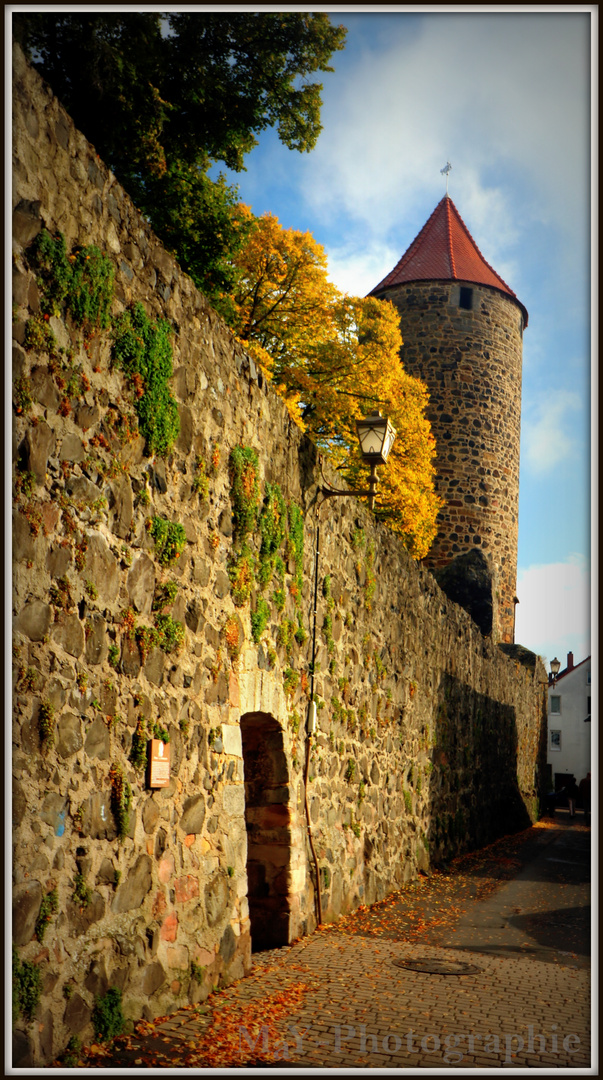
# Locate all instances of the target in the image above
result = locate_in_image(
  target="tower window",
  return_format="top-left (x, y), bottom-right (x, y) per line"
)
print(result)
top-left (459, 286), bottom-right (473, 310)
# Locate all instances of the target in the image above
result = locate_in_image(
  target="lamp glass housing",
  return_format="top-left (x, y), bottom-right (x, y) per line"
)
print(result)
top-left (356, 411), bottom-right (397, 465)
top-left (550, 657), bottom-right (561, 675)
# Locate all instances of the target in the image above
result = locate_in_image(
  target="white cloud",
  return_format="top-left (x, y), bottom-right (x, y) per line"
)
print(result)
top-left (325, 241), bottom-right (399, 297)
top-left (521, 389), bottom-right (582, 475)
top-left (301, 12), bottom-right (589, 284)
top-left (514, 554), bottom-right (591, 666)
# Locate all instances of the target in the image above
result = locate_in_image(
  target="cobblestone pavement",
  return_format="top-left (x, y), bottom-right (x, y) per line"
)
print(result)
top-left (75, 816), bottom-right (592, 1071)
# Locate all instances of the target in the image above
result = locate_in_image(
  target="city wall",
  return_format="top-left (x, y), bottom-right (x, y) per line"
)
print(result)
top-left (11, 45), bottom-right (547, 1066)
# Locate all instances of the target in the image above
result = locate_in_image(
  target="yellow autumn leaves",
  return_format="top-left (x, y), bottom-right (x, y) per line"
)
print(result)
top-left (225, 209), bottom-right (441, 558)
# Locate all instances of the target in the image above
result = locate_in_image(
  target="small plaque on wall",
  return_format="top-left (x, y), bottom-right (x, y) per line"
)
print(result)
top-left (149, 739), bottom-right (170, 788)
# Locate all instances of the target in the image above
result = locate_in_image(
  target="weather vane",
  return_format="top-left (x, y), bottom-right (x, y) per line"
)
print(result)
top-left (440, 161), bottom-right (452, 194)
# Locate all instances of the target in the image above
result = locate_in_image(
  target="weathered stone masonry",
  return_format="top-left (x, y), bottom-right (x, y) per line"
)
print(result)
top-left (11, 44), bottom-right (546, 1067)
top-left (373, 279), bottom-right (523, 645)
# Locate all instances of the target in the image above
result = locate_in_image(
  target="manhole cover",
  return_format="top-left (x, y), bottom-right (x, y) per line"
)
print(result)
top-left (393, 958), bottom-right (483, 975)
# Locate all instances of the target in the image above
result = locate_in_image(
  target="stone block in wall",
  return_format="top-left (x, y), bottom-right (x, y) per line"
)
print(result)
top-left (205, 873), bottom-right (230, 928)
top-left (12, 1030), bottom-right (34, 1069)
top-left (219, 925), bottom-right (236, 963)
top-left (84, 717), bottom-right (111, 760)
top-left (15, 600), bottom-right (52, 642)
top-left (51, 613), bottom-right (85, 658)
top-left (66, 892), bottom-right (105, 935)
top-left (12, 880), bottom-right (42, 945)
top-left (82, 533), bottom-right (119, 605)
top-left (221, 724), bottom-right (242, 757)
top-left (221, 785), bottom-right (245, 817)
top-left (63, 992), bottom-right (91, 1036)
top-left (112, 854), bottom-right (153, 914)
top-left (84, 958), bottom-right (109, 998)
top-left (167, 944), bottom-right (189, 969)
top-left (108, 475), bottom-right (133, 539)
top-left (40, 793), bottom-right (68, 835)
top-left (141, 961), bottom-right (167, 997)
top-left (24, 421), bottom-right (55, 484)
top-left (121, 636), bottom-right (141, 677)
top-left (174, 876), bottom-right (199, 904)
top-left (96, 859), bottom-right (117, 886)
top-left (13, 779), bottom-right (27, 827)
top-left (142, 798), bottom-right (160, 834)
top-left (144, 648), bottom-right (165, 687)
top-left (176, 406), bottom-right (194, 453)
top-left (75, 403), bottom-right (100, 431)
top-left (158, 851), bottom-right (175, 884)
top-left (85, 614), bottom-right (107, 666)
top-left (31, 366), bottom-right (60, 411)
top-left (79, 790), bottom-right (117, 841)
top-left (59, 432), bottom-right (86, 463)
top-left (13, 511), bottom-right (37, 564)
top-left (12, 198), bottom-right (42, 248)
top-left (178, 794), bottom-right (206, 835)
top-left (126, 555), bottom-right (155, 615)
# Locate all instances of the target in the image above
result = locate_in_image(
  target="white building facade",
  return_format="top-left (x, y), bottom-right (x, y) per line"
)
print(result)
top-left (547, 652), bottom-right (591, 785)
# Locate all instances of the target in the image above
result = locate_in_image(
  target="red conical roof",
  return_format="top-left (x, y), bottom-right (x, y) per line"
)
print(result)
top-left (370, 196), bottom-right (528, 326)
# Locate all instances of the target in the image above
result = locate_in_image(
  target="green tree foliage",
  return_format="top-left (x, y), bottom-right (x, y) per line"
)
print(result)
top-left (14, 12), bottom-right (346, 306)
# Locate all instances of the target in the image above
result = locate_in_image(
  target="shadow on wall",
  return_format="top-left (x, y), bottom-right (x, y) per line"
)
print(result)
top-left (426, 673), bottom-right (534, 863)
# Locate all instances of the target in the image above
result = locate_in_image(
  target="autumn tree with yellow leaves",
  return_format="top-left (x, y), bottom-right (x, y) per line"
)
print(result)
top-left (227, 211), bottom-right (441, 558)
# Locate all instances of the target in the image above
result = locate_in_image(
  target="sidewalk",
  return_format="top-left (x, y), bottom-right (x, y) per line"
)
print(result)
top-left (68, 816), bottom-right (592, 1071)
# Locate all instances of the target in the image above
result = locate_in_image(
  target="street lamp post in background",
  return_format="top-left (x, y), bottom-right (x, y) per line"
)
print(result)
top-left (307, 409), bottom-right (396, 927)
top-left (550, 656), bottom-right (561, 686)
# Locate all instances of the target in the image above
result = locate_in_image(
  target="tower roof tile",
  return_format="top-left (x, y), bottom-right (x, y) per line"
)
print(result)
top-left (369, 196), bottom-right (528, 326)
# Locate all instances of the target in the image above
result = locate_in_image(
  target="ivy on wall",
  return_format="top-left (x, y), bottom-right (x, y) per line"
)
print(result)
top-left (226, 446), bottom-right (306, 693)
top-left (28, 229), bottom-right (115, 330)
top-left (23, 231), bottom-right (180, 458)
top-left (111, 303), bottom-right (180, 456)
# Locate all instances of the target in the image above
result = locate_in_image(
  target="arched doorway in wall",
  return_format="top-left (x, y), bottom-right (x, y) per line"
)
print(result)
top-left (240, 712), bottom-right (292, 952)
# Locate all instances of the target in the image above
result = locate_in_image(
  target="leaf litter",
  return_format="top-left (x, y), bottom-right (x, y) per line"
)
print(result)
top-left (65, 820), bottom-right (587, 1069)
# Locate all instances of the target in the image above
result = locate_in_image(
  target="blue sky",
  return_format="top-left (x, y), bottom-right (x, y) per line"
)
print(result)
top-left (210, 7), bottom-right (593, 668)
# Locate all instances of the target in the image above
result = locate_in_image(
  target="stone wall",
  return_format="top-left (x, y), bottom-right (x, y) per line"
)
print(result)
top-left (375, 279), bottom-right (524, 644)
top-left (11, 44), bottom-right (546, 1067)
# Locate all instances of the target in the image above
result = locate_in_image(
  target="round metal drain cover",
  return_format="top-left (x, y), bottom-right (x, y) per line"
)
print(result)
top-left (393, 958), bottom-right (482, 975)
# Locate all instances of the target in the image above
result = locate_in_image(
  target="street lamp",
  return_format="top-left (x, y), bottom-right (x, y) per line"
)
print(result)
top-left (320, 410), bottom-right (397, 510)
top-left (550, 656), bottom-right (561, 686)
top-left (307, 409), bottom-right (396, 929)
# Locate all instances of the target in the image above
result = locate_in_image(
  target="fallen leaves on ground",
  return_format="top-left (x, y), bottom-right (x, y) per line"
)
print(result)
top-left (68, 820), bottom-right (587, 1070)
top-left (318, 823), bottom-right (557, 945)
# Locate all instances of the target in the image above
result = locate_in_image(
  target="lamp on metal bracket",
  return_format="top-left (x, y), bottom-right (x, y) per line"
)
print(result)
top-left (319, 410), bottom-right (397, 511)
top-left (549, 656), bottom-right (561, 687)
top-left (306, 410), bottom-right (396, 928)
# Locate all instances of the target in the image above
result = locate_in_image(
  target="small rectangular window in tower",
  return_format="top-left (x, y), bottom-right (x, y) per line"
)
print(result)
top-left (459, 286), bottom-right (473, 310)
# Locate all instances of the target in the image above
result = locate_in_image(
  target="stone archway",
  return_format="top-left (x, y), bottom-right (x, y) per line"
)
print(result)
top-left (240, 712), bottom-right (293, 951)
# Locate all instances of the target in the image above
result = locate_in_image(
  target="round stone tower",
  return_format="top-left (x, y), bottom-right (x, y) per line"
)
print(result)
top-left (369, 196), bottom-right (528, 643)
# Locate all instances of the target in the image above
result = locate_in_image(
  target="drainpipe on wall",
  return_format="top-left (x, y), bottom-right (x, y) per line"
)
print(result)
top-left (304, 518), bottom-right (323, 928)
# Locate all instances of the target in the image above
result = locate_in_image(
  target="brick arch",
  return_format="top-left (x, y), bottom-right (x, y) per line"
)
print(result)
top-left (240, 711), bottom-right (293, 951)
